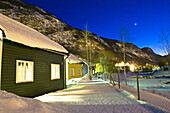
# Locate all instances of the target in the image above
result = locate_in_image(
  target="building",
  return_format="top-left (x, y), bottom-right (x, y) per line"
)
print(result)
top-left (115, 61), bottom-right (135, 72)
top-left (0, 14), bottom-right (69, 97)
top-left (67, 54), bottom-right (84, 80)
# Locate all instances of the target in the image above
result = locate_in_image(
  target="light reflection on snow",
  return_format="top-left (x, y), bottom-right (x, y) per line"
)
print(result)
top-left (35, 95), bottom-right (83, 103)
top-left (35, 89), bottom-right (92, 103)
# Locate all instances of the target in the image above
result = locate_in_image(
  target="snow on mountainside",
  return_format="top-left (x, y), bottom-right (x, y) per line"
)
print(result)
top-left (141, 47), bottom-right (162, 62)
top-left (0, 0), bottom-right (162, 65)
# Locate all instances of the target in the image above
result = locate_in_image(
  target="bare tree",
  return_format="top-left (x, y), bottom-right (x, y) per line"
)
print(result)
top-left (160, 27), bottom-right (170, 64)
top-left (85, 24), bottom-right (93, 79)
top-left (119, 26), bottom-right (130, 85)
top-left (160, 27), bottom-right (170, 55)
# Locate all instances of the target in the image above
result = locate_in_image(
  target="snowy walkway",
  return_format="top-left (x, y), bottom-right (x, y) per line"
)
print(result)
top-left (120, 84), bottom-right (170, 113)
top-left (35, 82), bottom-right (167, 113)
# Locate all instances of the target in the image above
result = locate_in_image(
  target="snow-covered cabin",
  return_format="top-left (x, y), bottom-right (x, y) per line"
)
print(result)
top-left (66, 54), bottom-right (88, 81)
top-left (0, 14), bottom-right (69, 97)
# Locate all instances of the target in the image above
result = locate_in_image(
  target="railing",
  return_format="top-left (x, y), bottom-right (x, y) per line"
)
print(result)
top-left (96, 72), bottom-right (140, 100)
top-left (96, 73), bottom-right (120, 87)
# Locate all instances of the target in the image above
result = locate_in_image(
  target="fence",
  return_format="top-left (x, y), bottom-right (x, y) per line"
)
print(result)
top-left (96, 73), bottom-right (123, 87)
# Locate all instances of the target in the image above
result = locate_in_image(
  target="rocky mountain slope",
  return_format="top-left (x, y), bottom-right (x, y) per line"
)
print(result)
top-left (0, 0), bottom-right (162, 65)
top-left (141, 47), bottom-right (162, 62)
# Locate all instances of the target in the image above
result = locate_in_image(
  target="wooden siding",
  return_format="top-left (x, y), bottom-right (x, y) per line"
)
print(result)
top-left (1, 40), bottom-right (65, 97)
top-left (83, 63), bottom-right (88, 76)
top-left (68, 63), bottom-right (83, 79)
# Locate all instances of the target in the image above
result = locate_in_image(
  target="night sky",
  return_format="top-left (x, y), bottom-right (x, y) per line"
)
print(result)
top-left (22, 0), bottom-right (170, 55)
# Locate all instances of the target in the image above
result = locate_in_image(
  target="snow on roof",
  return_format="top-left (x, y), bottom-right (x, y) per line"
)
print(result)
top-left (0, 14), bottom-right (68, 54)
top-left (69, 54), bottom-right (82, 63)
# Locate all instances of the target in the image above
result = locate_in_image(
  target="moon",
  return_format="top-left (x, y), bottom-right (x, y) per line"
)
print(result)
top-left (134, 23), bottom-right (137, 26)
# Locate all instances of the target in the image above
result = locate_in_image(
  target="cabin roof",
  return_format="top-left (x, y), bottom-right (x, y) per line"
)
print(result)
top-left (0, 14), bottom-right (68, 54)
top-left (69, 54), bottom-right (82, 63)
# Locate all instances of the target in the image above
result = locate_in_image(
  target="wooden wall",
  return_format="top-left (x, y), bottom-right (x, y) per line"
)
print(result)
top-left (1, 40), bottom-right (65, 97)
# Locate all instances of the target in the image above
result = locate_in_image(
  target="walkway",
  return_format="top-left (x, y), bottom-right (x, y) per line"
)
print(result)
top-left (35, 80), bottom-right (167, 113)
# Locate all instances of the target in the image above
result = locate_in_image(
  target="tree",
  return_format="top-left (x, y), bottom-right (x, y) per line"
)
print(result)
top-left (96, 50), bottom-right (116, 73)
top-left (160, 27), bottom-right (170, 64)
top-left (84, 24), bottom-right (94, 79)
top-left (160, 27), bottom-right (170, 55)
top-left (119, 26), bottom-right (130, 85)
top-left (157, 57), bottom-right (166, 68)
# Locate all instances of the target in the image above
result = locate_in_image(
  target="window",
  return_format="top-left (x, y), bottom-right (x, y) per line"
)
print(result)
top-left (78, 68), bottom-right (81, 76)
top-left (51, 64), bottom-right (60, 80)
top-left (70, 68), bottom-right (74, 76)
top-left (16, 60), bottom-right (34, 83)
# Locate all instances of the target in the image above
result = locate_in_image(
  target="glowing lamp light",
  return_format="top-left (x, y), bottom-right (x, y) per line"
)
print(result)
top-left (126, 62), bottom-right (130, 66)
top-left (120, 62), bottom-right (124, 66)
top-left (130, 64), bottom-right (135, 72)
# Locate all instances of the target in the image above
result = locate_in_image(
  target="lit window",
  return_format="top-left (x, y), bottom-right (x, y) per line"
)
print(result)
top-left (51, 64), bottom-right (60, 80)
top-left (16, 60), bottom-right (34, 83)
top-left (70, 68), bottom-right (74, 76)
top-left (78, 68), bottom-right (81, 76)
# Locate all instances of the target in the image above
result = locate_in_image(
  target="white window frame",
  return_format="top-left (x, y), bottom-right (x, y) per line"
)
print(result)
top-left (16, 60), bottom-right (34, 83)
top-left (0, 30), bottom-right (3, 40)
top-left (51, 64), bottom-right (60, 80)
top-left (70, 68), bottom-right (74, 76)
top-left (78, 68), bottom-right (81, 76)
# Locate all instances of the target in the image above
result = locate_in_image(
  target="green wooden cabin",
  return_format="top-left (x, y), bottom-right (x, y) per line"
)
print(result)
top-left (0, 14), bottom-right (68, 97)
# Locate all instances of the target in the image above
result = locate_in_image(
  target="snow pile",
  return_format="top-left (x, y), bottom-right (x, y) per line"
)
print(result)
top-left (0, 90), bottom-right (68, 113)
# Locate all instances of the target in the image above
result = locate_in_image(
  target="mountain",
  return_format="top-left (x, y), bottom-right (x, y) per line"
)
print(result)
top-left (141, 47), bottom-right (162, 63)
top-left (0, 0), bottom-right (162, 65)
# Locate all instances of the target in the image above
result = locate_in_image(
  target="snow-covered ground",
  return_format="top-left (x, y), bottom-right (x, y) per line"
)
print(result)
top-left (118, 71), bottom-right (170, 91)
top-left (0, 89), bottom-right (71, 113)
top-left (67, 77), bottom-right (109, 85)
top-left (154, 70), bottom-right (170, 77)
top-left (0, 76), bottom-right (169, 113)
top-left (124, 78), bottom-right (170, 91)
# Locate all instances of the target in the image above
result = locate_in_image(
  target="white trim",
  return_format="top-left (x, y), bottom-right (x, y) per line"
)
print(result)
top-left (51, 64), bottom-right (60, 80)
top-left (66, 58), bottom-right (69, 80)
top-left (0, 39), bottom-right (3, 89)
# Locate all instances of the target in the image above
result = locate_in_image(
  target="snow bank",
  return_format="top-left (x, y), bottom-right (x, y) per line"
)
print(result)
top-left (0, 90), bottom-right (68, 113)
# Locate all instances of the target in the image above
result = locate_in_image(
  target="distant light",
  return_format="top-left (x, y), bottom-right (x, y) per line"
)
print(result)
top-left (134, 23), bottom-right (137, 26)
top-left (93, 70), bottom-right (95, 74)
top-left (130, 64), bottom-right (135, 72)
top-left (115, 61), bottom-right (129, 67)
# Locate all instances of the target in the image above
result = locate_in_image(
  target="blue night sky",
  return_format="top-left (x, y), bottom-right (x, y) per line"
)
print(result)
top-left (22, 0), bottom-right (170, 55)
